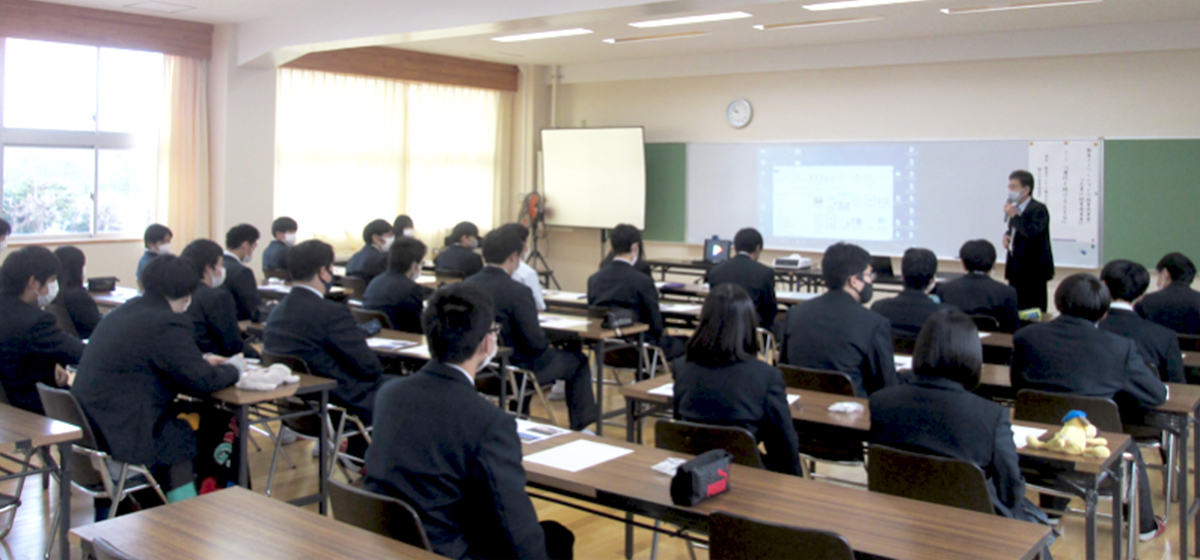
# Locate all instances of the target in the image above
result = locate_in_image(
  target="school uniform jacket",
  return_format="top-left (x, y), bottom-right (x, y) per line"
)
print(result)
top-left (587, 260), bottom-right (668, 345)
top-left (59, 285), bottom-right (103, 339)
top-left (136, 250), bottom-right (155, 283)
top-left (782, 290), bottom-right (897, 397)
top-left (871, 288), bottom-right (949, 339)
top-left (935, 273), bottom-right (1020, 333)
top-left (1136, 283), bottom-right (1200, 335)
top-left (462, 267), bottom-right (554, 370)
top-left (1100, 307), bottom-right (1185, 384)
top-left (222, 254), bottom-right (262, 322)
top-left (361, 270), bottom-right (426, 334)
top-left (261, 239), bottom-right (289, 273)
top-left (705, 254), bottom-right (778, 329)
top-left (187, 283), bottom-right (245, 357)
top-left (346, 245), bottom-right (387, 285)
top-left (434, 245), bottom-right (484, 277)
top-left (0, 294), bottom-right (85, 413)
top-left (1004, 198), bottom-right (1055, 284)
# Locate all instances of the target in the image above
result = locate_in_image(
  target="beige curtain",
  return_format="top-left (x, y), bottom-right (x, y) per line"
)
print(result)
top-left (157, 55), bottom-right (211, 243)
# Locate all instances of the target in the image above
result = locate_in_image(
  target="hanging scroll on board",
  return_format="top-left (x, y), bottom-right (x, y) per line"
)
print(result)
top-left (1029, 140), bottom-right (1103, 268)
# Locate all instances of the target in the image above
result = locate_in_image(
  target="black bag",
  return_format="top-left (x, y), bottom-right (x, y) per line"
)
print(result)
top-left (602, 308), bottom-right (636, 329)
top-left (670, 449), bottom-right (732, 506)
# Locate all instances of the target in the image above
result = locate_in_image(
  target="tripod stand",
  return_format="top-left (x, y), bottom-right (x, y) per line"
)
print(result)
top-left (526, 219), bottom-right (560, 290)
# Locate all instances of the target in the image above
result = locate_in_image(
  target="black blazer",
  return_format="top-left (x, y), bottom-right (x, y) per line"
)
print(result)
top-left (1100, 307), bottom-right (1185, 383)
top-left (361, 270), bottom-right (426, 334)
top-left (782, 290), bottom-right (897, 397)
top-left (1136, 283), bottom-right (1200, 335)
top-left (263, 287), bottom-right (385, 422)
top-left (870, 288), bottom-right (948, 339)
top-left (0, 295), bottom-right (85, 413)
top-left (463, 267), bottom-right (554, 371)
top-left (346, 245), bottom-right (387, 285)
top-left (935, 273), bottom-right (1020, 333)
top-left (1004, 198), bottom-right (1055, 284)
top-left (136, 250), bottom-right (155, 283)
top-left (363, 363), bottom-right (548, 560)
top-left (59, 285), bottom-right (103, 339)
top-left (588, 260), bottom-right (667, 344)
top-left (261, 239), bottom-right (289, 273)
top-left (434, 245), bottom-right (484, 277)
top-left (73, 294), bottom-right (239, 467)
top-left (222, 254), bottom-right (262, 322)
top-left (706, 254), bottom-right (777, 328)
top-left (187, 283), bottom-right (245, 357)
top-left (672, 359), bottom-right (800, 476)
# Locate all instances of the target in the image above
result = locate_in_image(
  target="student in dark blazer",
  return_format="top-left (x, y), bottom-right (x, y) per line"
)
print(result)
top-left (1011, 273), bottom-right (1166, 540)
top-left (871, 248), bottom-right (948, 339)
top-left (222, 224), bottom-right (262, 322)
top-left (1136, 252), bottom-right (1200, 335)
top-left (362, 237), bottom-right (427, 334)
top-left (705, 228), bottom-right (777, 330)
top-left (1003, 170), bottom-right (1055, 313)
top-left (0, 247), bottom-right (83, 413)
top-left (136, 223), bottom-right (172, 287)
top-left (181, 240), bottom-right (253, 358)
top-left (1100, 260), bottom-right (1185, 383)
top-left (600, 239), bottom-right (652, 278)
top-left (588, 224), bottom-right (685, 360)
top-left (871, 309), bottom-right (1051, 528)
top-left (263, 240), bottom-right (387, 423)
top-left (364, 284), bottom-right (574, 560)
top-left (434, 221), bottom-right (484, 277)
top-left (935, 239), bottom-right (1020, 333)
top-left (73, 255), bottom-right (241, 504)
top-left (261, 216), bottom-right (297, 274)
top-left (346, 219), bottom-right (392, 285)
top-left (53, 245), bottom-right (102, 339)
top-left (782, 242), bottom-right (896, 397)
top-left (673, 284), bottom-right (799, 476)
top-left (463, 228), bottom-right (597, 431)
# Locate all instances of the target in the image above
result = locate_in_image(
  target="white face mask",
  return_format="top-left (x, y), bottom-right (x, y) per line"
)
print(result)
top-left (381, 236), bottom-right (395, 252)
top-left (240, 251), bottom-right (253, 264)
top-left (169, 296), bottom-right (192, 314)
top-left (210, 265), bottom-right (227, 288)
top-left (37, 279), bottom-right (59, 307)
top-left (1007, 190), bottom-right (1022, 204)
top-left (156, 243), bottom-right (172, 255)
top-left (402, 228), bottom-right (415, 238)
top-left (283, 233), bottom-right (297, 246)
top-left (478, 334), bottom-right (498, 373)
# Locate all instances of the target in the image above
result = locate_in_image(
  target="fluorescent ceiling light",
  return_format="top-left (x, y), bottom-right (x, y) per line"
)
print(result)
top-left (754, 16), bottom-right (883, 30)
top-left (629, 11), bottom-right (753, 28)
top-left (492, 28), bottom-right (593, 43)
top-left (941, 0), bottom-right (1102, 14)
top-left (124, 1), bottom-right (195, 13)
top-left (803, 0), bottom-right (927, 11)
top-left (603, 31), bottom-right (709, 44)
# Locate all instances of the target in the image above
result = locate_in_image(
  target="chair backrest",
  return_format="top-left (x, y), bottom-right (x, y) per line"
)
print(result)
top-left (708, 511), bottom-right (853, 560)
top-left (341, 276), bottom-right (367, 298)
top-left (867, 444), bottom-right (994, 515)
top-left (778, 365), bottom-right (856, 397)
top-left (654, 420), bottom-right (765, 470)
top-left (328, 478), bottom-right (432, 552)
top-left (1179, 334), bottom-right (1200, 352)
top-left (969, 314), bottom-right (1000, 333)
top-left (45, 303), bottom-right (80, 338)
top-left (92, 538), bottom-right (138, 560)
top-left (350, 308), bottom-right (394, 330)
top-left (36, 383), bottom-right (107, 488)
top-left (1013, 389), bottom-right (1123, 433)
top-left (263, 268), bottom-right (289, 283)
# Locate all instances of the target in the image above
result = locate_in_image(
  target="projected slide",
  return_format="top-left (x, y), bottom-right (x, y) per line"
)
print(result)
top-left (772, 165), bottom-right (894, 241)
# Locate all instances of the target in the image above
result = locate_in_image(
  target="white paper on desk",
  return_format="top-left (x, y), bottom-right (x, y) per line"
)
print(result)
top-left (366, 338), bottom-right (419, 351)
top-left (1011, 425), bottom-right (1048, 449)
top-left (398, 344), bottom-right (430, 358)
top-left (895, 356), bottom-right (914, 372)
top-left (538, 316), bottom-right (590, 329)
top-left (660, 303), bottom-right (702, 313)
top-left (649, 383), bottom-right (675, 396)
top-left (525, 440), bottom-right (633, 473)
top-left (978, 332), bottom-right (991, 339)
top-left (516, 419), bottom-right (570, 444)
top-left (776, 291), bottom-right (818, 301)
top-left (260, 284), bottom-right (291, 294)
top-left (651, 457), bottom-right (687, 477)
top-left (787, 394), bottom-right (800, 405)
top-left (544, 291), bottom-right (586, 301)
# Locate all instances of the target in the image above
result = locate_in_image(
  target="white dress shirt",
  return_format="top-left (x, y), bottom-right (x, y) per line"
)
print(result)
top-left (513, 261), bottom-right (546, 311)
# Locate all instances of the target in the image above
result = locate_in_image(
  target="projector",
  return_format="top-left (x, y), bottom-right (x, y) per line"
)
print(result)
top-left (773, 254), bottom-right (812, 270)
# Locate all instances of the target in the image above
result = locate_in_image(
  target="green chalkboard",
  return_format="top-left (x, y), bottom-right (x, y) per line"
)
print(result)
top-left (643, 143), bottom-right (686, 242)
top-left (1104, 139), bottom-right (1200, 267)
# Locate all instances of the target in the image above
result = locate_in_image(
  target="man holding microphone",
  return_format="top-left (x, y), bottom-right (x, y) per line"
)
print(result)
top-left (1003, 170), bottom-right (1055, 314)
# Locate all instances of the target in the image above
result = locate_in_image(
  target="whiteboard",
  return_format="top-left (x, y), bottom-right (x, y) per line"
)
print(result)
top-left (1029, 140), bottom-right (1103, 268)
top-left (542, 128), bottom-right (646, 229)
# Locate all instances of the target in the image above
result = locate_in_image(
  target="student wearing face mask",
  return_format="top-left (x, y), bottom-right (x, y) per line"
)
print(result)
top-left (222, 224), bottom-right (263, 322)
top-left (52, 245), bottom-right (102, 339)
top-left (262, 217), bottom-right (298, 275)
top-left (393, 214), bottom-right (415, 239)
top-left (181, 240), bottom-right (253, 358)
top-left (347, 219), bottom-right (393, 285)
top-left (362, 237), bottom-right (428, 334)
top-left (0, 246), bottom-right (84, 413)
top-left (498, 223), bottom-right (546, 312)
top-left (434, 221), bottom-right (484, 277)
top-left (137, 223), bottom-right (173, 286)
top-left (1002, 170), bottom-right (1055, 313)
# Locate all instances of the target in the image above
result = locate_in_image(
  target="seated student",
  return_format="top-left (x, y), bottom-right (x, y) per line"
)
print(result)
top-left (264, 240), bottom-right (387, 423)
top-left (782, 242), bottom-right (896, 397)
top-left (137, 223), bottom-right (173, 285)
top-left (464, 229), bottom-right (597, 431)
top-left (673, 284), bottom-right (799, 476)
top-left (181, 240), bottom-right (252, 358)
top-left (364, 284), bottom-right (575, 560)
top-left (935, 239), bottom-right (1020, 333)
top-left (393, 214), bottom-right (415, 238)
top-left (53, 246), bottom-right (102, 339)
top-left (871, 248), bottom-right (948, 339)
top-left (0, 247), bottom-right (84, 413)
top-left (434, 221), bottom-right (484, 277)
top-left (0, 218), bottom-right (9, 252)
top-left (261, 216), bottom-right (297, 274)
top-left (362, 237), bottom-right (427, 334)
top-left (346, 219), bottom-right (393, 285)
top-left (222, 224), bottom-right (262, 322)
top-left (1136, 252), bottom-right (1200, 334)
top-left (498, 223), bottom-right (546, 311)
top-left (600, 239), bottom-right (651, 277)
top-left (704, 228), bottom-right (777, 331)
top-left (588, 224), bottom-right (685, 360)
top-left (871, 309), bottom-right (1051, 527)
top-left (1012, 273), bottom-right (1166, 540)
top-left (1101, 260), bottom-right (1185, 383)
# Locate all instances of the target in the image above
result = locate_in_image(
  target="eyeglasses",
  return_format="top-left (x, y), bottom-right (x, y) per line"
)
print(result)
top-left (488, 324), bottom-right (501, 336)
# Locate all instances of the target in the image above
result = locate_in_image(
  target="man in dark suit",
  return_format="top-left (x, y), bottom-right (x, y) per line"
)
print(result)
top-left (434, 221), bottom-right (484, 277)
top-left (871, 248), bottom-right (947, 339)
top-left (346, 219), bottom-right (392, 285)
top-left (464, 228), bottom-right (597, 431)
top-left (588, 224), bottom-right (684, 360)
top-left (936, 239), bottom-right (1020, 332)
top-left (364, 284), bottom-right (574, 560)
top-left (181, 239), bottom-right (252, 358)
top-left (1136, 252), bottom-right (1200, 334)
top-left (705, 227), bottom-right (777, 330)
top-left (782, 242), bottom-right (896, 397)
top-left (1011, 273), bottom-right (1166, 539)
top-left (136, 223), bottom-right (172, 289)
top-left (1003, 170), bottom-right (1055, 313)
top-left (1101, 260), bottom-right (1185, 383)
top-left (261, 216), bottom-right (297, 274)
top-left (362, 237), bottom-right (428, 334)
top-left (222, 224), bottom-right (263, 322)
top-left (0, 247), bottom-right (84, 413)
top-left (263, 240), bottom-right (387, 424)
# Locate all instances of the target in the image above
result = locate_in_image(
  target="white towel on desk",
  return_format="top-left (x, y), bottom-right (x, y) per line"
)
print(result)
top-left (236, 363), bottom-right (300, 391)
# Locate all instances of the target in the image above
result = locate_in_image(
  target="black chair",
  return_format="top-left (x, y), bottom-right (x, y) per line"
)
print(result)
top-left (708, 511), bottom-right (853, 560)
top-left (1013, 389), bottom-right (1122, 433)
top-left (777, 365), bottom-right (863, 481)
top-left (969, 314), bottom-right (1001, 333)
top-left (328, 478), bottom-right (432, 551)
top-left (867, 444), bottom-right (994, 515)
top-left (263, 268), bottom-right (289, 283)
top-left (350, 308), bottom-right (394, 330)
top-left (92, 538), bottom-right (138, 560)
top-left (1178, 334), bottom-right (1200, 353)
top-left (341, 276), bottom-right (367, 299)
top-left (778, 365), bottom-right (855, 397)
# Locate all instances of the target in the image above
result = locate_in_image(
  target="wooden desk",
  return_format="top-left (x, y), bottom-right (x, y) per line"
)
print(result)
top-left (0, 404), bottom-right (81, 560)
top-left (89, 286), bottom-right (140, 309)
top-left (71, 487), bottom-right (442, 559)
top-left (657, 282), bottom-right (819, 307)
top-left (541, 291), bottom-right (702, 328)
top-left (258, 284), bottom-right (346, 302)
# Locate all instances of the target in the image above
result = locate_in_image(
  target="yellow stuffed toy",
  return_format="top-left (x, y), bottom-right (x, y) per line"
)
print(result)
top-left (1025, 410), bottom-right (1111, 460)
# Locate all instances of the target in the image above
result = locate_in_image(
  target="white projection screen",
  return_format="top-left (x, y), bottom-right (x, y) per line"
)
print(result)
top-left (541, 127), bottom-right (646, 229)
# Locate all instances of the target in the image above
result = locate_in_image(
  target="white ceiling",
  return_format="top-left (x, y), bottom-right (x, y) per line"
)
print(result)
top-left (29, 0), bottom-right (327, 24)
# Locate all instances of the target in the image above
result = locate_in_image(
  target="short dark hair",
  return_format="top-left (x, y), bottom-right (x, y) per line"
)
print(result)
top-left (53, 246), bottom-right (86, 289)
top-left (362, 219), bottom-right (392, 245)
top-left (422, 284), bottom-right (494, 365)
top-left (180, 239), bottom-right (224, 279)
top-left (1009, 170), bottom-right (1035, 192)
top-left (734, 228), bottom-right (763, 255)
top-left (481, 228), bottom-right (525, 265)
top-left (271, 217), bottom-right (298, 236)
top-left (685, 284), bottom-right (760, 367)
top-left (913, 309), bottom-right (983, 391)
top-left (393, 215), bottom-right (414, 235)
top-left (1055, 273), bottom-right (1111, 322)
top-left (0, 218), bottom-right (10, 237)
top-left (388, 237), bottom-right (427, 273)
top-left (144, 223), bottom-right (172, 247)
top-left (1101, 260), bottom-right (1151, 302)
top-left (225, 224), bottom-right (260, 250)
top-left (498, 223), bottom-right (530, 243)
top-left (1156, 252), bottom-right (1196, 284)
top-left (141, 254), bottom-right (199, 300)
top-left (286, 240), bottom-right (334, 282)
top-left (959, 239), bottom-right (997, 273)
top-left (821, 242), bottom-right (871, 290)
top-left (901, 248), bottom-right (938, 290)
top-left (610, 224), bottom-right (641, 254)
top-left (446, 222), bottom-right (479, 246)
top-left (0, 246), bottom-right (60, 295)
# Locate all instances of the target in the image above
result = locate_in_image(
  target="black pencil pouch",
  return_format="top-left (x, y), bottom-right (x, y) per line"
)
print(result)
top-left (670, 449), bottom-right (732, 506)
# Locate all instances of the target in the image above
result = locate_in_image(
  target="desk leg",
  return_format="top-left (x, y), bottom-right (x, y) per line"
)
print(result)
top-left (1085, 487), bottom-right (1098, 560)
top-left (237, 405), bottom-right (249, 488)
top-left (1192, 415), bottom-right (1199, 559)
top-left (1178, 418), bottom-right (1189, 560)
top-left (636, 332), bottom-right (646, 383)
top-left (319, 390), bottom-right (329, 515)
top-left (499, 355), bottom-right (509, 415)
top-left (1113, 458), bottom-right (1124, 560)
top-left (626, 398), bottom-right (637, 445)
top-left (56, 441), bottom-right (71, 560)
top-left (595, 339), bottom-right (606, 437)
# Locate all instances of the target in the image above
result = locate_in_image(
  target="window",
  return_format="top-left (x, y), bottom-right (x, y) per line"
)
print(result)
top-left (0, 38), bottom-right (163, 238)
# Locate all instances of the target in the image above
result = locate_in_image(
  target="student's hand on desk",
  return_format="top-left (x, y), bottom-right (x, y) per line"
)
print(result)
top-left (54, 364), bottom-right (71, 387)
top-left (204, 354), bottom-right (229, 367)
